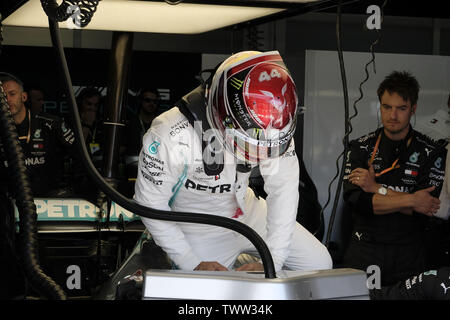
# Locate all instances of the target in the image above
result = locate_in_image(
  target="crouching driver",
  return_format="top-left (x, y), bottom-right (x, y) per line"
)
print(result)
top-left (134, 51), bottom-right (332, 272)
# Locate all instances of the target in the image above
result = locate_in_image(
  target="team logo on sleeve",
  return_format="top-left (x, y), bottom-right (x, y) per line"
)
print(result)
top-left (434, 157), bottom-right (442, 169)
top-left (409, 152), bottom-right (419, 163)
top-left (61, 122), bottom-right (68, 133)
top-left (149, 141), bottom-right (160, 154)
top-left (34, 129), bottom-right (41, 139)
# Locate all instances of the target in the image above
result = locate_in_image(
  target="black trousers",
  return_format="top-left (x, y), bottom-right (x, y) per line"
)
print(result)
top-left (370, 267), bottom-right (450, 300)
top-left (342, 235), bottom-right (426, 287)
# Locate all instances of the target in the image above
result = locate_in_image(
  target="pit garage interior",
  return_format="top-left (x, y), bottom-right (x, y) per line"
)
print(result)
top-left (0, 0), bottom-right (449, 301)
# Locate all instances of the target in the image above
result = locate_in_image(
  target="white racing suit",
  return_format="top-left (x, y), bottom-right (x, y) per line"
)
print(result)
top-left (134, 107), bottom-right (332, 272)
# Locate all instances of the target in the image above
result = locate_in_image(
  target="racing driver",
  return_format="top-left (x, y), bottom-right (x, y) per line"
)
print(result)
top-left (0, 72), bottom-right (76, 197)
top-left (134, 51), bottom-right (332, 272)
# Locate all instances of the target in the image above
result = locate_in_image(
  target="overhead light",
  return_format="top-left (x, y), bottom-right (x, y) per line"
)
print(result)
top-left (1, 0), bottom-right (297, 34)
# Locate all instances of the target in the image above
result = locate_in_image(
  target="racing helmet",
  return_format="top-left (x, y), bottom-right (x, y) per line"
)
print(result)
top-left (206, 50), bottom-right (298, 163)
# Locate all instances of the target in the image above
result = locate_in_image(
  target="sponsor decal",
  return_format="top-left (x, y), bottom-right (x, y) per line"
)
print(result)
top-left (148, 141), bottom-right (160, 154)
top-left (143, 153), bottom-right (165, 165)
top-left (282, 150), bottom-right (296, 158)
top-left (230, 77), bottom-right (244, 90)
top-left (184, 178), bottom-right (231, 193)
top-left (89, 142), bottom-right (100, 154)
top-left (63, 128), bottom-right (74, 138)
top-left (406, 162), bottom-right (420, 168)
top-left (401, 178), bottom-right (416, 185)
top-left (405, 169), bottom-right (418, 176)
top-left (192, 174), bottom-right (221, 182)
top-left (232, 93), bottom-right (252, 127)
top-left (416, 137), bottom-right (435, 150)
top-left (249, 109), bottom-right (264, 126)
top-left (142, 155), bottom-right (164, 171)
top-left (423, 270), bottom-right (437, 276)
top-left (61, 122), bottom-right (68, 133)
top-left (429, 180), bottom-right (441, 187)
top-left (431, 167), bottom-right (445, 175)
top-left (146, 171), bottom-right (165, 177)
top-left (195, 166), bottom-right (204, 174)
top-left (358, 132), bottom-right (376, 143)
top-left (429, 172), bottom-right (444, 181)
top-left (434, 157), bottom-right (442, 169)
top-left (25, 157), bottom-right (45, 166)
top-left (141, 169), bottom-right (163, 185)
top-left (441, 283), bottom-right (450, 294)
top-left (14, 199), bottom-right (138, 222)
top-left (170, 120), bottom-right (189, 137)
top-left (405, 279), bottom-right (412, 290)
top-left (34, 129), bottom-right (42, 139)
top-left (409, 152), bottom-right (420, 163)
top-left (387, 185), bottom-right (409, 193)
top-left (346, 151), bottom-right (351, 162)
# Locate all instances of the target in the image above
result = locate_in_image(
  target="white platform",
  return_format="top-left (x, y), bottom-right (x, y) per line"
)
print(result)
top-left (143, 268), bottom-right (369, 300)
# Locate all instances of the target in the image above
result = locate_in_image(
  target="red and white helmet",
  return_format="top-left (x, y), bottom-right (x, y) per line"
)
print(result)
top-left (206, 51), bottom-right (298, 163)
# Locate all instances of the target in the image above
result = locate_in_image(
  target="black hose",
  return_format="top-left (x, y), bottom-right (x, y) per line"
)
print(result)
top-left (40, 0), bottom-right (73, 22)
top-left (324, 0), bottom-right (350, 247)
top-left (0, 86), bottom-right (67, 300)
top-left (46, 18), bottom-right (277, 278)
top-left (324, 0), bottom-right (388, 247)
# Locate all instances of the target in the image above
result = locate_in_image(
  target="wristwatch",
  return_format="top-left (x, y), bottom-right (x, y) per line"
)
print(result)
top-left (377, 186), bottom-right (388, 195)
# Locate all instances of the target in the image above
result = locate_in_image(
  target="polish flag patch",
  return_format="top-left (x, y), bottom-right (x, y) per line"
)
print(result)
top-left (405, 169), bottom-right (418, 176)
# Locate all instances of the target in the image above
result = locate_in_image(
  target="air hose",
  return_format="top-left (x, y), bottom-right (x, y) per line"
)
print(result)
top-left (324, 0), bottom-right (350, 247)
top-left (41, 0), bottom-right (277, 278)
top-left (0, 86), bottom-right (67, 300)
top-left (324, 0), bottom-right (388, 247)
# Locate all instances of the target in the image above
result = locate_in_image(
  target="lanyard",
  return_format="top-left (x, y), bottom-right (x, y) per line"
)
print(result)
top-left (18, 109), bottom-right (31, 144)
top-left (368, 132), bottom-right (413, 177)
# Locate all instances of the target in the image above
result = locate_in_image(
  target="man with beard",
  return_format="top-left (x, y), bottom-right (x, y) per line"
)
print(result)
top-left (342, 71), bottom-right (447, 286)
top-left (0, 72), bottom-right (75, 197)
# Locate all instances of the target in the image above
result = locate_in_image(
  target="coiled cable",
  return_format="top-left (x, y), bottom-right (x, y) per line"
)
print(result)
top-left (40, 0), bottom-right (100, 27)
top-left (0, 84), bottom-right (67, 300)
